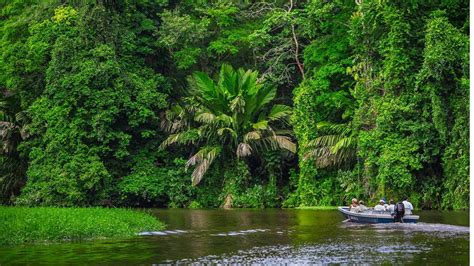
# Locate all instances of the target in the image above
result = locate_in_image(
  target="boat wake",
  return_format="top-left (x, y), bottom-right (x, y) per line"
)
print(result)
top-left (374, 222), bottom-right (469, 233)
top-left (138, 228), bottom-right (273, 237)
top-left (210, 228), bottom-right (270, 236)
top-left (138, 230), bottom-right (188, 236)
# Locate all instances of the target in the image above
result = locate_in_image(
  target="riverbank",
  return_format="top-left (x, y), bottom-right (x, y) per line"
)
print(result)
top-left (295, 206), bottom-right (338, 210)
top-left (0, 207), bottom-right (165, 245)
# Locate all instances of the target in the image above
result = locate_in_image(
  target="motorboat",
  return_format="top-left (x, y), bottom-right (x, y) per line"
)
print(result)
top-left (338, 206), bottom-right (419, 223)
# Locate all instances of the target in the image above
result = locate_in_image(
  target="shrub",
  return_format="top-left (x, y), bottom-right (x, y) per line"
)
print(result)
top-left (119, 155), bottom-right (194, 207)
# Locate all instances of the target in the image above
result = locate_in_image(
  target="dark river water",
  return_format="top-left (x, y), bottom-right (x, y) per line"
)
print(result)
top-left (0, 209), bottom-right (469, 264)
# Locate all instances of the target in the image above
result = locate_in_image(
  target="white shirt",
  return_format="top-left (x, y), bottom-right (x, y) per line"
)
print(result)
top-left (374, 204), bottom-right (385, 211)
top-left (403, 200), bottom-right (413, 215)
top-left (350, 205), bottom-right (360, 212)
top-left (387, 204), bottom-right (395, 214)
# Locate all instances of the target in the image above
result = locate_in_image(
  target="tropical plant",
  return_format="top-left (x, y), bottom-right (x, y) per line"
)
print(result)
top-left (304, 121), bottom-right (357, 169)
top-left (0, 92), bottom-right (29, 203)
top-left (160, 64), bottom-right (296, 185)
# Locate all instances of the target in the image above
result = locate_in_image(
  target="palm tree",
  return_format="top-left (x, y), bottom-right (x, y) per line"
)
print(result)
top-left (304, 121), bottom-right (357, 169)
top-left (0, 92), bottom-right (29, 203)
top-left (160, 64), bottom-right (296, 185)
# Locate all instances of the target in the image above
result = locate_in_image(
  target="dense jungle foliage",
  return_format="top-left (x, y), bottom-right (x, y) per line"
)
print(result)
top-left (0, 0), bottom-right (469, 209)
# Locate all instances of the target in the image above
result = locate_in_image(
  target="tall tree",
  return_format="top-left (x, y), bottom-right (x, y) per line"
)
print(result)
top-left (17, 4), bottom-right (169, 206)
top-left (290, 0), bottom-right (355, 206)
top-left (417, 13), bottom-right (469, 209)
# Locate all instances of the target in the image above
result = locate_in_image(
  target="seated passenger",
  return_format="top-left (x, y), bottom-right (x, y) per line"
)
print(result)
top-left (402, 196), bottom-right (414, 215)
top-left (358, 201), bottom-right (368, 212)
top-left (387, 199), bottom-right (395, 214)
top-left (373, 199), bottom-right (387, 212)
top-left (349, 198), bottom-right (360, 212)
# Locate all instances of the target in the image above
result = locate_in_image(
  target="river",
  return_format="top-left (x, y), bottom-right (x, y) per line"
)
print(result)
top-left (0, 209), bottom-right (469, 264)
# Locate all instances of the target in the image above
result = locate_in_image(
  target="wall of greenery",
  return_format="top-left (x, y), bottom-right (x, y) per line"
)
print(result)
top-left (0, 0), bottom-right (469, 209)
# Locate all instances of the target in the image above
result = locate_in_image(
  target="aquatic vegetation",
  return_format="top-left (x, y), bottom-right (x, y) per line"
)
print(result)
top-left (0, 207), bottom-right (165, 245)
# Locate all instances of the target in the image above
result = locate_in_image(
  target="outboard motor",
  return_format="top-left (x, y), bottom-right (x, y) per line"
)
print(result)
top-left (394, 202), bottom-right (405, 222)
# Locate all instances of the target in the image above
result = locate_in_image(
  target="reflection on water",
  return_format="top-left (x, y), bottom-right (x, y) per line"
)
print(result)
top-left (0, 209), bottom-right (469, 264)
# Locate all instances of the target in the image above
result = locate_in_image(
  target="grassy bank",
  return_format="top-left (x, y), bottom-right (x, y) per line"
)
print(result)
top-left (0, 207), bottom-right (165, 246)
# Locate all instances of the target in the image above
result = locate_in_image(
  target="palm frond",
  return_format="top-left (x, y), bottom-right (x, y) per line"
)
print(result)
top-left (160, 104), bottom-right (192, 133)
top-left (229, 95), bottom-right (245, 114)
top-left (217, 127), bottom-right (237, 140)
top-left (238, 68), bottom-right (259, 96)
top-left (215, 114), bottom-right (234, 127)
top-left (304, 121), bottom-right (357, 169)
top-left (19, 124), bottom-right (30, 140)
top-left (191, 71), bottom-right (217, 100)
top-left (317, 121), bottom-right (352, 135)
top-left (159, 133), bottom-right (182, 149)
top-left (256, 86), bottom-right (277, 109)
top-left (244, 131), bottom-right (261, 142)
top-left (273, 129), bottom-right (294, 136)
top-left (268, 104), bottom-right (292, 122)
top-left (306, 134), bottom-right (344, 148)
top-left (186, 146), bottom-right (221, 186)
top-left (304, 147), bottom-right (331, 160)
top-left (236, 142), bottom-right (252, 158)
top-left (195, 111), bottom-right (216, 124)
top-left (331, 136), bottom-right (356, 154)
top-left (0, 122), bottom-right (14, 137)
top-left (219, 64), bottom-right (238, 97)
top-left (314, 148), bottom-right (334, 168)
top-left (252, 120), bottom-right (269, 130)
top-left (266, 135), bottom-right (297, 153)
top-left (159, 129), bottom-right (201, 149)
top-left (15, 111), bottom-right (28, 124)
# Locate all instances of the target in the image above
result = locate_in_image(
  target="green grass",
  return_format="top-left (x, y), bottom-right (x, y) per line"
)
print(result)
top-left (0, 207), bottom-right (165, 246)
top-left (295, 206), bottom-right (339, 210)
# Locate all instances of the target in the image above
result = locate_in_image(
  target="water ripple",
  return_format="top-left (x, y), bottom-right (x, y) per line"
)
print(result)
top-left (138, 230), bottom-right (189, 236)
top-left (211, 228), bottom-right (270, 236)
top-left (173, 242), bottom-right (432, 264)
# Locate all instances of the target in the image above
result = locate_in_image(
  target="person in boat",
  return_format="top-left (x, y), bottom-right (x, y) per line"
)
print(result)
top-left (349, 198), bottom-right (360, 212)
top-left (394, 200), bottom-right (406, 222)
top-left (358, 200), bottom-right (368, 212)
top-left (402, 196), bottom-right (414, 215)
top-left (387, 199), bottom-right (395, 214)
top-left (373, 199), bottom-right (387, 211)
